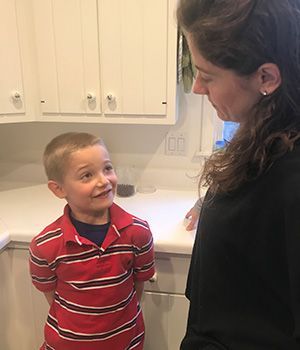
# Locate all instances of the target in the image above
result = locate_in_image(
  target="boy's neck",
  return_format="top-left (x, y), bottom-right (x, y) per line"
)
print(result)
top-left (69, 207), bottom-right (110, 225)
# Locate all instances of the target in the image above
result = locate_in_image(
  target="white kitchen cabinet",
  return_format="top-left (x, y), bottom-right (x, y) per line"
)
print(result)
top-left (99, 0), bottom-right (177, 124)
top-left (0, 249), bottom-right (11, 349)
top-left (0, 0), bottom-right (25, 122)
top-left (142, 292), bottom-right (169, 349)
top-left (33, 0), bottom-right (101, 116)
top-left (0, 0), bottom-right (40, 124)
top-left (33, 0), bottom-right (177, 124)
top-left (0, 247), bottom-right (41, 350)
top-left (142, 292), bottom-right (189, 350)
top-left (142, 253), bottom-right (190, 350)
top-left (0, 246), bottom-right (49, 350)
top-left (31, 280), bottom-right (50, 347)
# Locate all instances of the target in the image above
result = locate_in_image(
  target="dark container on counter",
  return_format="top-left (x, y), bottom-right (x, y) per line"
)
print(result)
top-left (116, 166), bottom-right (136, 197)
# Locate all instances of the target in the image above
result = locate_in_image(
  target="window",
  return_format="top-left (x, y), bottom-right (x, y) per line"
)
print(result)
top-left (215, 121), bottom-right (239, 149)
top-left (195, 97), bottom-right (239, 154)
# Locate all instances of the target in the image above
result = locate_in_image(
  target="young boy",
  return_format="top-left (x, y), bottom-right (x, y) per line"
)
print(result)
top-left (29, 132), bottom-right (155, 350)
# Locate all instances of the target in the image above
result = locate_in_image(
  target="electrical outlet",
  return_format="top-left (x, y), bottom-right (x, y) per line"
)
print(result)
top-left (165, 132), bottom-right (186, 156)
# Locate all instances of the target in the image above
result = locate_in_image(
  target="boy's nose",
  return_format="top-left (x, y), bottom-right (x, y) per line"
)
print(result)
top-left (97, 173), bottom-right (109, 186)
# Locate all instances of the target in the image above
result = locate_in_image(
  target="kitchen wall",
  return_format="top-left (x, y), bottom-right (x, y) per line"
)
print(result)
top-left (0, 86), bottom-right (214, 191)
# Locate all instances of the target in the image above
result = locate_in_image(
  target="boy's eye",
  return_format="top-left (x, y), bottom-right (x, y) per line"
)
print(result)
top-left (104, 164), bottom-right (114, 172)
top-left (81, 172), bottom-right (92, 180)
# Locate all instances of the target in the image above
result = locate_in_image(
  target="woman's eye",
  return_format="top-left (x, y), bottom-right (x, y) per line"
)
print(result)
top-left (201, 75), bottom-right (211, 83)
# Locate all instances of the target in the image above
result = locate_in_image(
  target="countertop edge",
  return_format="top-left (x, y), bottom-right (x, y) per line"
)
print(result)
top-left (0, 231), bottom-right (11, 252)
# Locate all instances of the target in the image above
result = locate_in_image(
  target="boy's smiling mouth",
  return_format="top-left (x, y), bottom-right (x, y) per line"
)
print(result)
top-left (93, 188), bottom-right (112, 198)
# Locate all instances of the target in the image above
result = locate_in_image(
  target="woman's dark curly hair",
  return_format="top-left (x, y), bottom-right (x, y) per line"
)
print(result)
top-left (178, 0), bottom-right (300, 194)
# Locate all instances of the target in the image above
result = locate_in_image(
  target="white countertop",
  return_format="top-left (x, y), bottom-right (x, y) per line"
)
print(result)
top-left (0, 184), bottom-right (199, 255)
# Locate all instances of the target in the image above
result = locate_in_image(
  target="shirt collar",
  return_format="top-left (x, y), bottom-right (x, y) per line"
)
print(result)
top-left (108, 202), bottom-right (133, 231)
top-left (60, 203), bottom-right (133, 245)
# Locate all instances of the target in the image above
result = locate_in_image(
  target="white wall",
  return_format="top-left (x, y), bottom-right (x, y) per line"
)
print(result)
top-left (0, 86), bottom-right (214, 190)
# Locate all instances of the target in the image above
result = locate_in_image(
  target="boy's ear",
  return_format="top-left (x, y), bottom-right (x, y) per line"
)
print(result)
top-left (48, 180), bottom-right (66, 199)
top-left (256, 63), bottom-right (282, 95)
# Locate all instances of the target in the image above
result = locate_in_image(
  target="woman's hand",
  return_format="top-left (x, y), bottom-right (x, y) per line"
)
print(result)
top-left (185, 197), bottom-right (203, 231)
top-left (185, 206), bottom-right (200, 231)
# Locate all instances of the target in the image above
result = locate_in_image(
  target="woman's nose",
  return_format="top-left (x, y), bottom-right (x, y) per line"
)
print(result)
top-left (192, 75), bottom-right (208, 95)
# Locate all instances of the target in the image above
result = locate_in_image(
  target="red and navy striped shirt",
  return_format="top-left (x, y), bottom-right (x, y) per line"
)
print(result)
top-left (29, 203), bottom-right (155, 350)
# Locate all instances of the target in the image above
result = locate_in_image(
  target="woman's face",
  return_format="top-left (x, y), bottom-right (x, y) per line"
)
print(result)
top-left (187, 35), bottom-right (261, 124)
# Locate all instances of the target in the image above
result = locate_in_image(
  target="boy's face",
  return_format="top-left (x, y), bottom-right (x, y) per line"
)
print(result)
top-left (50, 144), bottom-right (117, 224)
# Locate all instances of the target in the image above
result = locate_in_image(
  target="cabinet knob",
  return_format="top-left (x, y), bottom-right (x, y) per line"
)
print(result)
top-left (86, 93), bottom-right (96, 102)
top-left (12, 91), bottom-right (21, 101)
top-left (149, 272), bottom-right (158, 283)
top-left (106, 94), bottom-right (115, 102)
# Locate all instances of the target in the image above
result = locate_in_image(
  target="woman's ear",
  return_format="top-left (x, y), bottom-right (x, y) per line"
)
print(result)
top-left (48, 180), bottom-right (66, 199)
top-left (257, 63), bottom-right (282, 95)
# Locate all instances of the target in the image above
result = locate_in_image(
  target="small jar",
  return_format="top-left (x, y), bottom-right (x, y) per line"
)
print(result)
top-left (116, 166), bottom-right (136, 197)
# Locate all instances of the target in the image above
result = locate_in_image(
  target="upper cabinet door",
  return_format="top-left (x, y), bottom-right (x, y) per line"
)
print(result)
top-left (99, 0), bottom-right (177, 124)
top-left (99, 0), bottom-right (170, 115)
top-left (0, 0), bottom-right (25, 117)
top-left (33, 0), bottom-right (101, 115)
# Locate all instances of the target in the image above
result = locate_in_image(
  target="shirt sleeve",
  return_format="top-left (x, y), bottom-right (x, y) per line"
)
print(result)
top-left (132, 221), bottom-right (155, 281)
top-left (29, 235), bottom-right (57, 293)
top-left (193, 197), bottom-right (204, 213)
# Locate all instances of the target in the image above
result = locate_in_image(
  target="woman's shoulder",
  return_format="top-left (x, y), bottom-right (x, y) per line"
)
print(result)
top-left (275, 143), bottom-right (300, 172)
top-left (272, 143), bottom-right (300, 194)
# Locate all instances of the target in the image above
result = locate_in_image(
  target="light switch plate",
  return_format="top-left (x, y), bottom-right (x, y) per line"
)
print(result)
top-left (165, 132), bottom-right (187, 156)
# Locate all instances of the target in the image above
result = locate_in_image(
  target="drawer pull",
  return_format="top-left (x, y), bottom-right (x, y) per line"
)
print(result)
top-left (149, 272), bottom-right (158, 283)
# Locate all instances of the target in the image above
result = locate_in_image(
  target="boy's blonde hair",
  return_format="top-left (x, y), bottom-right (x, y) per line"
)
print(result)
top-left (43, 132), bottom-right (106, 182)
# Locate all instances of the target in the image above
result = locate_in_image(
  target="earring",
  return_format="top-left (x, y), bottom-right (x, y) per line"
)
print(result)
top-left (261, 91), bottom-right (268, 96)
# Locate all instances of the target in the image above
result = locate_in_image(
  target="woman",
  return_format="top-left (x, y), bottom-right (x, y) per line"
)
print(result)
top-left (177, 0), bottom-right (300, 349)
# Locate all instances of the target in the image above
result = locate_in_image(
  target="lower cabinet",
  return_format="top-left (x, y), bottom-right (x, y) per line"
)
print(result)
top-left (142, 252), bottom-right (191, 350)
top-left (0, 246), bottom-right (48, 350)
top-left (142, 292), bottom-right (189, 350)
top-left (0, 246), bottom-right (190, 350)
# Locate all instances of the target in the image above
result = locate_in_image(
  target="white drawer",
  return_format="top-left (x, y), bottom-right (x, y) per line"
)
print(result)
top-left (144, 252), bottom-right (191, 295)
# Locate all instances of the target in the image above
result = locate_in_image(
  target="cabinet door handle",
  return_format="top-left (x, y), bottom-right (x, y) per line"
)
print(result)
top-left (106, 94), bottom-right (115, 102)
top-left (11, 91), bottom-right (21, 101)
top-left (149, 272), bottom-right (158, 283)
top-left (86, 93), bottom-right (96, 102)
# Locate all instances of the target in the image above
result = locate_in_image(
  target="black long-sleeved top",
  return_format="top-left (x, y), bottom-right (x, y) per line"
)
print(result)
top-left (181, 144), bottom-right (300, 350)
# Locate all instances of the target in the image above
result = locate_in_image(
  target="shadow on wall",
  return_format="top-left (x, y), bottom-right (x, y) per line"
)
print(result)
top-left (0, 161), bottom-right (46, 190)
top-left (0, 122), bottom-right (170, 163)
top-left (0, 88), bottom-right (204, 189)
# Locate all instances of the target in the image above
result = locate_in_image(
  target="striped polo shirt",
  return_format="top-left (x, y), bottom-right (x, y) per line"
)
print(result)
top-left (29, 203), bottom-right (155, 350)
